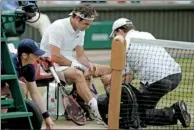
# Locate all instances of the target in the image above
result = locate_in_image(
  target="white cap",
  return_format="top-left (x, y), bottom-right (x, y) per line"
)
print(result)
top-left (109, 18), bottom-right (133, 37)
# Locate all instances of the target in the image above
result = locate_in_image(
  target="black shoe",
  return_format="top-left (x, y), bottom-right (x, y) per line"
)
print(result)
top-left (172, 101), bottom-right (191, 127)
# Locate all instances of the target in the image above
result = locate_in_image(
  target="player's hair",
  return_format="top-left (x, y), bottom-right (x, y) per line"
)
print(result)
top-left (115, 24), bottom-right (136, 33)
top-left (72, 4), bottom-right (98, 21)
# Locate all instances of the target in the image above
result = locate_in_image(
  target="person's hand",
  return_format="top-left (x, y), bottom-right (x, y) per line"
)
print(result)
top-left (88, 62), bottom-right (94, 71)
top-left (88, 63), bottom-right (99, 77)
top-left (45, 117), bottom-right (54, 130)
top-left (84, 69), bottom-right (91, 80)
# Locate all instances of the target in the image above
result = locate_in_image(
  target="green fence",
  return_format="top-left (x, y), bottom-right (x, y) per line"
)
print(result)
top-left (20, 4), bottom-right (194, 49)
top-left (85, 21), bottom-right (112, 49)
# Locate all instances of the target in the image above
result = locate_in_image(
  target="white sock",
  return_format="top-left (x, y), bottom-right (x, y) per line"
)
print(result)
top-left (88, 98), bottom-right (97, 110)
top-left (88, 98), bottom-right (105, 125)
top-left (88, 98), bottom-right (99, 115)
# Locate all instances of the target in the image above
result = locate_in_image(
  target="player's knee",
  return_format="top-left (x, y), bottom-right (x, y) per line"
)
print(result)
top-left (72, 69), bottom-right (85, 82)
top-left (101, 74), bottom-right (111, 86)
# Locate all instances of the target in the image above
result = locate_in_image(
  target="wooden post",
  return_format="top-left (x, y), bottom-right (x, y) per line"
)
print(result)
top-left (108, 35), bottom-right (126, 129)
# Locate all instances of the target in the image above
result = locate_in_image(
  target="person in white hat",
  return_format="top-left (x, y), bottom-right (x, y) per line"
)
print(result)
top-left (101, 18), bottom-right (191, 127)
top-left (40, 4), bottom-right (110, 122)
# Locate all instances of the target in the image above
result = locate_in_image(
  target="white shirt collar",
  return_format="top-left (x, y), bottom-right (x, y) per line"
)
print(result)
top-left (67, 17), bottom-right (80, 34)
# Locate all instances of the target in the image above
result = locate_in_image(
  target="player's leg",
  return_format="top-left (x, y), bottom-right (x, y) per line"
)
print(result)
top-left (139, 73), bottom-right (191, 127)
top-left (101, 73), bottom-right (131, 90)
top-left (56, 67), bottom-right (101, 119)
top-left (101, 74), bottom-right (111, 90)
top-left (92, 63), bottom-right (111, 77)
top-left (138, 74), bottom-right (178, 126)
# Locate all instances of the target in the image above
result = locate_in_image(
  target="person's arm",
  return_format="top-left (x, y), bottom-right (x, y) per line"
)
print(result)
top-left (75, 46), bottom-right (92, 69)
top-left (50, 45), bottom-right (72, 66)
top-left (45, 23), bottom-right (72, 66)
top-left (122, 62), bottom-right (134, 83)
top-left (22, 64), bottom-right (54, 129)
top-left (26, 82), bottom-right (54, 129)
top-left (22, 64), bottom-right (49, 114)
top-left (26, 82), bottom-right (46, 113)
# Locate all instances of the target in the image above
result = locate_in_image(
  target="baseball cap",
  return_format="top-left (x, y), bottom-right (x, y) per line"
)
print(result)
top-left (109, 18), bottom-right (133, 37)
top-left (18, 39), bottom-right (45, 56)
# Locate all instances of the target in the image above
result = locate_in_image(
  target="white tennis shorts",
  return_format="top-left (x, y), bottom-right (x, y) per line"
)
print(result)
top-left (54, 56), bottom-right (88, 84)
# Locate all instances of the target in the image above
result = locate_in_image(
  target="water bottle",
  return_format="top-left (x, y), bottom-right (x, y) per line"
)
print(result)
top-left (48, 97), bottom-right (57, 119)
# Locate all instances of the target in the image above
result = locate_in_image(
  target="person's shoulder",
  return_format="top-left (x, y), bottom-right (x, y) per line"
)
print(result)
top-left (21, 64), bottom-right (36, 82)
top-left (26, 64), bottom-right (35, 70)
top-left (51, 18), bottom-right (67, 27)
top-left (22, 64), bottom-right (35, 75)
top-left (46, 19), bottom-right (65, 34)
top-left (51, 17), bottom-right (69, 31)
top-left (139, 31), bottom-right (156, 40)
top-left (62, 17), bottom-right (70, 22)
top-left (55, 17), bottom-right (70, 25)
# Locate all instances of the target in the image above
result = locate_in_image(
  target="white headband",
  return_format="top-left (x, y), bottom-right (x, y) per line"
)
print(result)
top-left (69, 11), bottom-right (95, 21)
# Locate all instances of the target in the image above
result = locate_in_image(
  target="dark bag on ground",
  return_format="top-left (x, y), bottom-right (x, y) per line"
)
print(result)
top-left (97, 83), bottom-right (140, 129)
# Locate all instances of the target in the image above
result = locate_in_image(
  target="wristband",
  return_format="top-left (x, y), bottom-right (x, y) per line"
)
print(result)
top-left (71, 62), bottom-right (84, 73)
top-left (42, 111), bottom-right (50, 119)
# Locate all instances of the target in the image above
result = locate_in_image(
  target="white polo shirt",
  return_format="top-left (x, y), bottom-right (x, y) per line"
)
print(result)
top-left (124, 30), bottom-right (181, 85)
top-left (40, 17), bottom-right (85, 58)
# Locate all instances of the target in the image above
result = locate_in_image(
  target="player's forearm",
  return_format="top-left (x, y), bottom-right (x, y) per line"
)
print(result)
top-left (51, 54), bottom-right (72, 66)
top-left (77, 55), bottom-right (90, 68)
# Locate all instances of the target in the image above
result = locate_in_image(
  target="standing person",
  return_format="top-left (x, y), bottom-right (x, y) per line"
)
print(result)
top-left (10, 39), bottom-right (54, 129)
top-left (40, 4), bottom-right (111, 121)
top-left (101, 18), bottom-right (191, 127)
